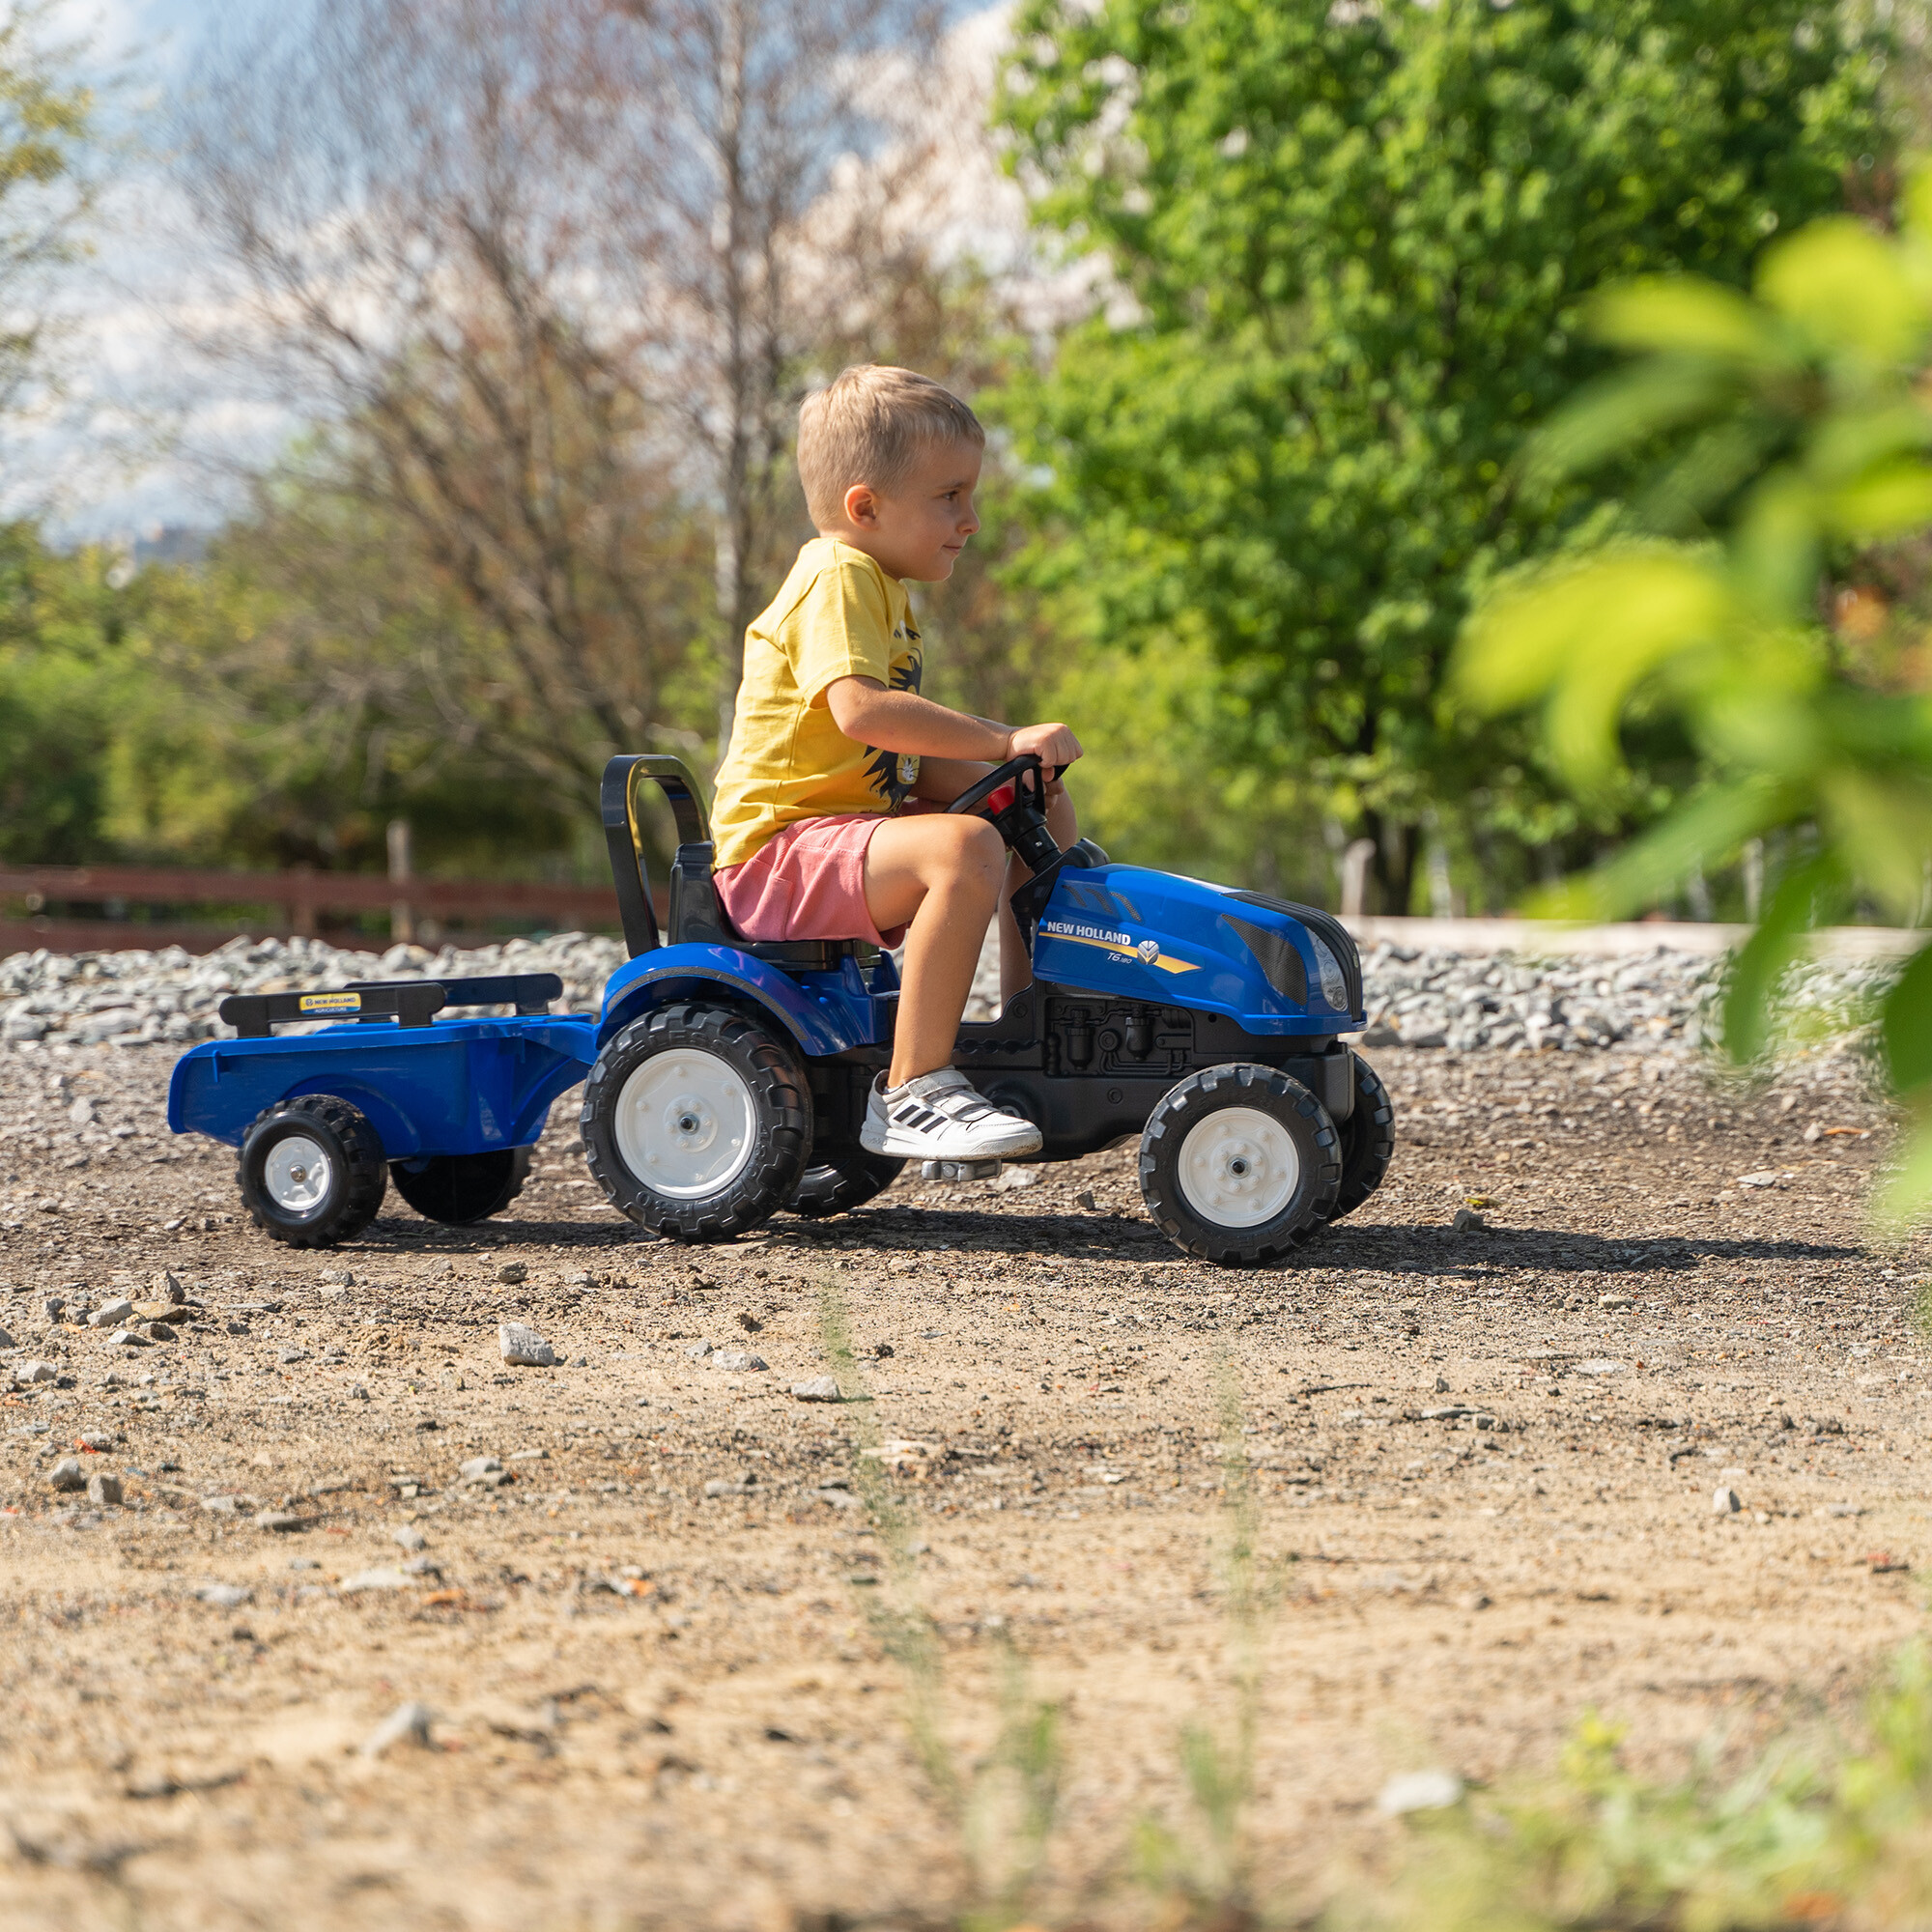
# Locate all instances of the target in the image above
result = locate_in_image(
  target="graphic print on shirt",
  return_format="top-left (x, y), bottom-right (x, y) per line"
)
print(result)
top-left (864, 628), bottom-right (924, 809)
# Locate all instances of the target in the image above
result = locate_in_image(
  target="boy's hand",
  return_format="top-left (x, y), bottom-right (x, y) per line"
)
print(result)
top-left (1006, 722), bottom-right (1082, 777)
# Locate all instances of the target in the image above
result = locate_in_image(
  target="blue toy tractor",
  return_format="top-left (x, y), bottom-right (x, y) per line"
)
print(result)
top-left (168, 753), bottom-right (1392, 1265)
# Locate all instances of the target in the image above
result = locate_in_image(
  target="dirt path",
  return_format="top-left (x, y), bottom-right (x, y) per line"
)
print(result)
top-left (0, 1039), bottom-right (1922, 1930)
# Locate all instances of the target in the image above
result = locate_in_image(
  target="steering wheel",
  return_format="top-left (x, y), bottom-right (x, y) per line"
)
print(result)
top-left (945, 753), bottom-right (1048, 819)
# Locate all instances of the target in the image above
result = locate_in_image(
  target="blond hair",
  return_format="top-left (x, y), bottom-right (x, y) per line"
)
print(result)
top-left (797, 364), bottom-right (984, 528)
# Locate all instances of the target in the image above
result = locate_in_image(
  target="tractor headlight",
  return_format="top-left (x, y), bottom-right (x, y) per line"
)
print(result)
top-left (1221, 915), bottom-right (1307, 1006)
top-left (1308, 932), bottom-right (1350, 1010)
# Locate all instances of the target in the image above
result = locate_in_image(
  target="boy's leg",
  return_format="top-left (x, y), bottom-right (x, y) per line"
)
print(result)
top-left (862, 812), bottom-right (1007, 1088)
top-left (996, 788), bottom-right (1079, 1003)
top-left (911, 757), bottom-right (1081, 1005)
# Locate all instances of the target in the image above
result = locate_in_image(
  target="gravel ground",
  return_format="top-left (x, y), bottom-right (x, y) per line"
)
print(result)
top-left (0, 1009), bottom-right (1925, 1930)
top-left (0, 928), bottom-right (1903, 1051)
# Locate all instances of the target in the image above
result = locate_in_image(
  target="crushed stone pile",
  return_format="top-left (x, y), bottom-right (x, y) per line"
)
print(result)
top-left (1356, 943), bottom-right (1894, 1056)
top-left (0, 933), bottom-right (628, 1049)
top-left (0, 928), bottom-right (1900, 1057)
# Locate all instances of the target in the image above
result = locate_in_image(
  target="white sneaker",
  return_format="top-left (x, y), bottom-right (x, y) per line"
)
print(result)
top-left (860, 1067), bottom-right (1043, 1159)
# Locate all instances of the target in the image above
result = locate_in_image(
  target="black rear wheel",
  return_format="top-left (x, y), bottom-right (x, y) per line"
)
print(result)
top-left (1328, 1053), bottom-right (1394, 1220)
top-left (390, 1147), bottom-right (532, 1225)
top-left (582, 1003), bottom-right (811, 1242)
top-left (238, 1094), bottom-right (387, 1249)
top-left (1138, 1065), bottom-right (1340, 1266)
top-left (788, 1148), bottom-right (905, 1219)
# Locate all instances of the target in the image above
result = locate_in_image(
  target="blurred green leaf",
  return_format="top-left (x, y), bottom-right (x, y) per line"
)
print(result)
top-left (1722, 854), bottom-right (1848, 1065)
top-left (1881, 943), bottom-right (1932, 1099)
top-left (1589, 279), bottom-right (1781, 363)
top-left (1758, 218), bottom-right (1925, 361)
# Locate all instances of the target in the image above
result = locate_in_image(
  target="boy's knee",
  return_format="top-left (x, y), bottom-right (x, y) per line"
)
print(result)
top-left (956, 816), bottom-right (1006, 880)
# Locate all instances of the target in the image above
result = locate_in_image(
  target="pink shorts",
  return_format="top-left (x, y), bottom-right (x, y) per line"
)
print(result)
top-left (715, 809), bottom-right (936, 949)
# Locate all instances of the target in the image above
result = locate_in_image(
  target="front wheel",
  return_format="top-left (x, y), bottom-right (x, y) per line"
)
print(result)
top-left (1328, 1054), bottom-right (1394, 1220)
top-left (1138, 1065), bottom-right (1340, 1266)
top-left (582, 1003), bottom-right (811, 1242)
top-left (788, 1148), bottom-right (905, 1219)
top-left (238, 1094), bottom-right (387, 1249)
top-left (390, 1147), bottom-right (532, 1225)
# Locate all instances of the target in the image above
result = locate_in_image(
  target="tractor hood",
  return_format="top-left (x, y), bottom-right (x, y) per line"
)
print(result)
top-left (1031, 866), bottom-right (1365, 1035)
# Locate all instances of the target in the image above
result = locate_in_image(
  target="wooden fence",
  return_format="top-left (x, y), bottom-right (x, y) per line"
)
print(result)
top-left (0, 862), bottom-right (642, 956)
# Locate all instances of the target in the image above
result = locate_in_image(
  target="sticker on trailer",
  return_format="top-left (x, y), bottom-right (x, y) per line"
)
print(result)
top-left (298, 992), bottom-right (363, 1014)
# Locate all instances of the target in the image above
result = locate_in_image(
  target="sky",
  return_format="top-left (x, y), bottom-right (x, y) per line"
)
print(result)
top-left (28, 0), bottom-right (310, 539)
top-left (26, 0), bottom-right (1037, 544)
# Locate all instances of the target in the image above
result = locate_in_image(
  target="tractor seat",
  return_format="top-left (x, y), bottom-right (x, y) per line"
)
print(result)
top-left (602, 753), bottom-right (881, 970)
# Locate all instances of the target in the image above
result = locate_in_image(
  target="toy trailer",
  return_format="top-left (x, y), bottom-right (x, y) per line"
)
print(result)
top-left (167, 975), bottom-right (597, 1246)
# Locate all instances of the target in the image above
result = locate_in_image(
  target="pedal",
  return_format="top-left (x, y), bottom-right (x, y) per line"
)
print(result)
top-left (921, 1159), bottom-right (1003, 1183)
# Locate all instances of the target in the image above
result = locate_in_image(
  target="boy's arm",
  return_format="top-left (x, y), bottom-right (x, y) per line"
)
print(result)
top-left (824, 676), bottom-right (1081, 773)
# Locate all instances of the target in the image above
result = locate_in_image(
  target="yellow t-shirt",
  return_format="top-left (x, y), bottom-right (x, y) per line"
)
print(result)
top-left (710, 537), bottom-right (923, 870)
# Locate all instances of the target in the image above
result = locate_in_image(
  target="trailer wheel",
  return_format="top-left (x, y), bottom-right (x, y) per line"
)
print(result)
top-left (238, 1094), bottom-right (387, 1249)
top-left (788, 1149), bottom-right (905, 1219)
top-left (1138, 1065), bottom-right (1340, 1266)
top-left (390, 1147), bottom-right (532, 1226)
top-left (582, 1003), bottom-right (810, 1242)
top-left (1327, 1054), bottom-right (1394, 1220)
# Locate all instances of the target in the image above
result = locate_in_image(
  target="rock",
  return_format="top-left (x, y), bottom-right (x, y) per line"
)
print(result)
top-left (76, 1431), bottom-right (114, 1451)
top-left (147, 1322), bottom-right (177, 1343)
top-left (703, 1475), bottom-right (756, 1497)
top-left (361, 1701), bottom-right (435, 1757)
top-left (791, 1376), bottom-right (842, 1403)
top-left (157, 1269), bottom-right (186, 1304)
top-left (201, 1494), bottom-right (243, 1515)
top-left (1598, 1293), bottom-right (1634, 1310)
top-left (497, 1262), bottom-right (527, 1286)
top-left (993, 1167), bottom-right (1039, 1192)
top-left (12, 1360), bottom-right (58, 1384)
top-left (1713, 1486), bottom-right (1742, 1515)
top-left (458, 1456), bottom-right (504, 1485)
top-left (340, 1567), bottom-right (412, 1594)
top-left (497, 1321), bottom-right (556, 1368)
top-left (392, 1525), bottom-right (428, 1551)
top-left (87, 1298), bottom-right (134, 1328)
top-left (708, 1349), bottom-right (767, 1373)
top-left (0, 1327), bottom-right (14, 1351)
top-left (1736, 1171), bottom-right (1783, 1189)
top-left (318, 1268), bottom-right (354, 1288)
top-left (69, 1096), bottom-right (96, 1128)
top-left (49, 1457), bottom-right (85, 1492)
top-left (86, 1472), bottom-right (124, 1506)
top-left (194, 1583), bottom-right (252, 1608)
top-left (683, 1340), bottom-right (713, 1361)
top-left (254, 1510), bottom-right (302, 1532)
top-left (1450, 1207), bottom-right (1486, 1232)
top-left (1356, 1021), bottom-right (1402, 1047)
top-left (734, 1310), bottom-right (763, 1333)
top-left (276, 1347), bottom-right (308, 1364)
top-left (1434, 1375), bottom-right (1451, 1394)
top-left (107, 1329), bottom-right (152, 1350)
top-left (1378, 1770), bottom-right (1463, 1815)
top-left (1575, 1359), bottom-right (1625, 1377)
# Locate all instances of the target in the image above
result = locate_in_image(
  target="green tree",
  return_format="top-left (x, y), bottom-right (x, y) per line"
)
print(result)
top-left (993, 0), bottom-right (1886, 907)
top-left (1456, 188), bottom-right (1932, 1220)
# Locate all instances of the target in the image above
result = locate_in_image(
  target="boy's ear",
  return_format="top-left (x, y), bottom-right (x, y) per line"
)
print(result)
top-left (842, 481), bottom-right (880, 527)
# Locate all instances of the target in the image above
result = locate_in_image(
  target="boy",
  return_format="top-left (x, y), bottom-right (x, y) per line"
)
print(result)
top-left (709, 363), bottom-right (1081, 1162)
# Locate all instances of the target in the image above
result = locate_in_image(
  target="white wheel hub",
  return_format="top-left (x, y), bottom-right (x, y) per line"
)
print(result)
top-left (264, 1133), bottom-right (331, 1215)
top-left (613, 1049), bottom-right (755, 1200)
top-left (1176, 1103), bottom-right (1299, 1228)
